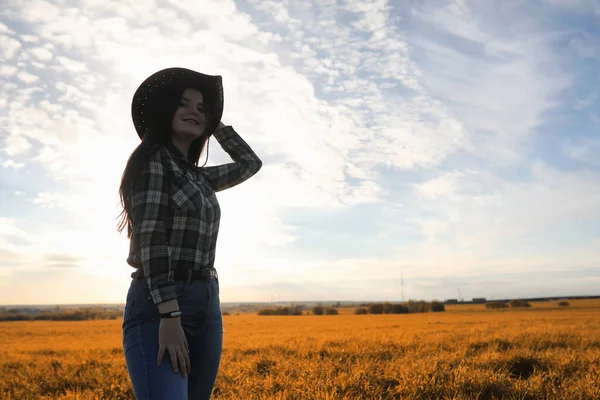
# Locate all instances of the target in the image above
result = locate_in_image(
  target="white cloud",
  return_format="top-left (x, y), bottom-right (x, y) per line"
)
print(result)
top-left (570, 36), bottom-right (599, 58)
top-left (33, 192), bottom-right (70, 209)
top-left (250, 0), bottom-right (293, 23)
top-left (2, 159), bottom-right (25, 169)
top-left (564, 138), bottom-right (600, 167)
top-left (56, 56), bottom-right (87, 72)
top-left (4, 133), bottom-right (32, 156)
top-left (542, 0), bottom-right (593, 8)
top-left (18, 0), bottom-right (62, 24)
top-left (0, 218), bottom-right (42, 269)
top-left (0, 65), bottom-right (18, 77)
top-left (16, 71), bottom-right (39, 83)
top-left (0, 35), bottom-right (21, 59)
top-left (20, 34), bottom-right (40, 43)
top-left (5, 94), bottom-right (87, 152)
top-left (0, 22), bottom-right (12, 34)
top-left (29, 46), bottom-right (54, 61)
top-left (415, 172), bottom-right (461, 199)
top-left (345, 0), bottom-right (390, 33)
top-left (408, 163), bottom-right (600, 254)
top-left (574, 90), bottom-right (598, 110)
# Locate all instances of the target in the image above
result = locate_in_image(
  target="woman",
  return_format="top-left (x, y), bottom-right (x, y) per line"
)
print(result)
top-left (118, 67), bottom-right (262, 399)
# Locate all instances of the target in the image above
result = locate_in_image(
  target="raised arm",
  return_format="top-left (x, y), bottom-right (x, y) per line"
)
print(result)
top-left (197, 125), bottom-right (262, 192)
top-left (130, 147), bottom-right (176, 305)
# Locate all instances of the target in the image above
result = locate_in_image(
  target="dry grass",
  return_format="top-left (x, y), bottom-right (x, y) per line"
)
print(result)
top-left (1, 300), bottom-right (599, 399)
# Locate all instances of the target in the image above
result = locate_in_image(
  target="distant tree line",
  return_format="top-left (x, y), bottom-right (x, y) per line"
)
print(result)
top-left (256, 300), bottom-right (447, 316)
top-left (355, 300), bottom-right (445, 315)
top-left (256, 304), bottom-right (340, 316)
top-left (257, 305), bottom-right (304, 316)
top-left (311, 305), bottom-right (339, 315)
top-left (485, 299), bottom-right (532, 309)
top-left (0, 308), bottom-right (122, 322)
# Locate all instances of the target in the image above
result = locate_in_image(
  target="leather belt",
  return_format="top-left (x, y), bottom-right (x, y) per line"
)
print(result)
top-left (133, 267), bottom-right (218, 281)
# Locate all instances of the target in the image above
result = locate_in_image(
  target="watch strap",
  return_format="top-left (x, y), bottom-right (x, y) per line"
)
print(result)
top-left (159, 310), bottom-right (182, 318)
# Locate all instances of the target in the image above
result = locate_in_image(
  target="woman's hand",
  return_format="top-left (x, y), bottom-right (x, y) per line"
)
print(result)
top-left (157, 317), bottom-right (191, 377)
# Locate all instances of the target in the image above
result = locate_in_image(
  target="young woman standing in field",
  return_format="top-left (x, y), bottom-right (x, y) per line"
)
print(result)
top-left (117, 67), bottom-right (262, 399)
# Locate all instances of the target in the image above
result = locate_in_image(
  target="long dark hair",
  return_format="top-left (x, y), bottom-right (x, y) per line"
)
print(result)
top-left (117, 85), bottom-right (211, 237)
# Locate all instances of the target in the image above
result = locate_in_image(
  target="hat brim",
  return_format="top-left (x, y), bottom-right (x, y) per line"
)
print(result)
top-left (131, 67), bottom-right (224, 140)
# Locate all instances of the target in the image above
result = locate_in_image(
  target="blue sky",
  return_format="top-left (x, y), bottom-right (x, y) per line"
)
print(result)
top-left (1, 0), bottom-right (599, 305)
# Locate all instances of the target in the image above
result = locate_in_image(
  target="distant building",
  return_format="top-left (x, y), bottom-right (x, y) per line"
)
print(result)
top-left (472, 298), bottom-right (487, 303)
top-left (445, 299), bottom-right (458, 304)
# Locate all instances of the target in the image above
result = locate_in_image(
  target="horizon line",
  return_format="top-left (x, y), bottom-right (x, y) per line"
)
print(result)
top-left (2, 293), bottom-right (599, 308)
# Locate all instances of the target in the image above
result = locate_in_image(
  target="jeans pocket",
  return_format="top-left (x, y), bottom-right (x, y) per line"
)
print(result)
top-left (124, 280), bottom-right (153, 322)
top-left (124, 296), bottom-right (147, 321)
top-left (175, 280), bottom-right (191, 298)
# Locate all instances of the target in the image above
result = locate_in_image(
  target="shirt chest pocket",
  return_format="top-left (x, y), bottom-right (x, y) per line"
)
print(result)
top-left (170, 175), bottom-right (203, 212)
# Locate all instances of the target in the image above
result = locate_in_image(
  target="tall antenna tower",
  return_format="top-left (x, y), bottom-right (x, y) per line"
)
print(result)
top-left (401, 268), bottom-right (405, 303)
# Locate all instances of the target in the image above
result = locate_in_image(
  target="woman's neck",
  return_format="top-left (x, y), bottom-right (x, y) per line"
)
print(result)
top-left (170, 136), bottom-right (192, 158)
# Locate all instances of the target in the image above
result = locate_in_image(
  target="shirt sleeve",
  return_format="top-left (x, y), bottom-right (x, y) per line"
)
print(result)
top-left (130, 147), bottom-right (177, 305)
top-left (196, 125), bottom-right (262, 192)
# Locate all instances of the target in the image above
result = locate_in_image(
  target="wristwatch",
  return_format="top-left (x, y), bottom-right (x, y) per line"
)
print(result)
top-left (159, 310), bottom-right (182, 319)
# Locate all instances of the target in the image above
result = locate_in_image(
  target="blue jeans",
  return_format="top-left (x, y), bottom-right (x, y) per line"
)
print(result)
top-left (122, 277), bottom-right (223, 399)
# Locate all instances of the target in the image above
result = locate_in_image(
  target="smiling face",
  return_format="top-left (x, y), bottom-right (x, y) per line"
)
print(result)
top-left (171, 88), bottom-right (206, 140)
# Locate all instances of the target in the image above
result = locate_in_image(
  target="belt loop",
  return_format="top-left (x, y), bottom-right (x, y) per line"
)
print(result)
top-left (187, 269), bottom-right (192, 284)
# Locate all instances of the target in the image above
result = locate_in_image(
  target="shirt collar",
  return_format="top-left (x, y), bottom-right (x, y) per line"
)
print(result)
top-left (166, 140), bottom-right (193, 168)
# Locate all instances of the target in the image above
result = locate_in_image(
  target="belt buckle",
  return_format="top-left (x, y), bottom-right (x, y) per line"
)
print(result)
top-left (201, 269), bottom-right (217, 280)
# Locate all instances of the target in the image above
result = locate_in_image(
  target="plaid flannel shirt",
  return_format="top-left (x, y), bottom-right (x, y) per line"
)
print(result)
top-left (126, 126), bottom-right (262, 304)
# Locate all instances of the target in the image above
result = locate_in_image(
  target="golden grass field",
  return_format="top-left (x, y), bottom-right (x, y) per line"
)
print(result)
top-left (1, 300), bottom-right (599, 399)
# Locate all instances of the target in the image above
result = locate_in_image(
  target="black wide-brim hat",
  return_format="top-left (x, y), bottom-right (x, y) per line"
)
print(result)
top-left (131, 67), bottom-right (224, 139)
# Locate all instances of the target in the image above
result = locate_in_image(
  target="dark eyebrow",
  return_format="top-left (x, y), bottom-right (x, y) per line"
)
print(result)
top-left (181, 96), bottom-right (204, 106)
